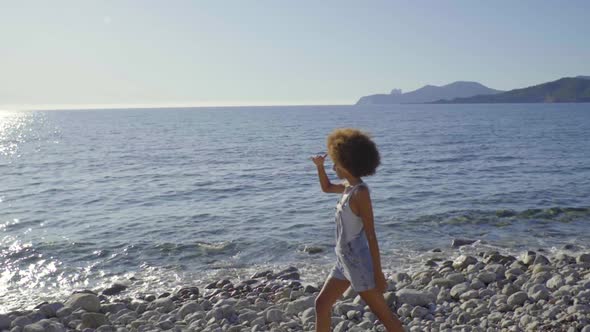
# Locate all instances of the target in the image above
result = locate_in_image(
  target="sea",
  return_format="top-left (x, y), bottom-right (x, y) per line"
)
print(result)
top-left (1, 103), bottom-right (590, 312)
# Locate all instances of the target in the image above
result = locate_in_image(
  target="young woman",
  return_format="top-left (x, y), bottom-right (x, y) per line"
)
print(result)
top-left (311, 128), bottom-right (403, 332)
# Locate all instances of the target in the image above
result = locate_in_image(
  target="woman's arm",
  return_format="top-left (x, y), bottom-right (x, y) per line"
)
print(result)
top-left (352, 187), bottom-right (387, 292)
top-left (311, 154), bottom-right (345, 193)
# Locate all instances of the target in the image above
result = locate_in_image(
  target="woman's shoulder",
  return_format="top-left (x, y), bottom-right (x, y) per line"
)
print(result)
top-left (356, 181), bottom-right (369, 189)
top-left (350, 182), bottom-right (370, 198)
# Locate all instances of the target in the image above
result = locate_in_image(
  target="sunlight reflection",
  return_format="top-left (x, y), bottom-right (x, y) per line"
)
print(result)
top-left (0, 111), bottom-right (34, 157)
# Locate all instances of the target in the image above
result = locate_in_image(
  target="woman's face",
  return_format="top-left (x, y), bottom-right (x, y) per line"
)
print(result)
top-left (333, 163), bottom-right (346, 179)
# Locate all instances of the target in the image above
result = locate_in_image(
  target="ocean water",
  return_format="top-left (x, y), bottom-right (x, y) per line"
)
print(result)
top-left (1, 104), bottom-right (590, 311)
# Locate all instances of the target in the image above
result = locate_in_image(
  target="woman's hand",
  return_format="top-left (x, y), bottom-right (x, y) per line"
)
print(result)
top-left (375, 271), bottom-right (388, 293)
top-left (311, 154), bottom-right (327, 167)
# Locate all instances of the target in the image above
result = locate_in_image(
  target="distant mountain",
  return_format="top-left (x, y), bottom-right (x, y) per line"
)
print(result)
top-left (433, 77), bottom-right (590, 104)
top-left (356, 81), bottom-right (503, 105)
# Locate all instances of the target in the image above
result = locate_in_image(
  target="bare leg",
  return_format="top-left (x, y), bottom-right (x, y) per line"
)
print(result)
top-left (359, 288), bottom-right (404, 332)
top-left (315, 277), bottom-right (351, 332)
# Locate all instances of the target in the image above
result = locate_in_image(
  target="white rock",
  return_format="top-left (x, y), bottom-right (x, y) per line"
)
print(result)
top-left (300, 308), bottom-right (315, 325)
top-left (459, 290), bottom-right (479, 301)
top-left (178, 301), bottom-right (202, 320)
top-left (507, 291), bottom-right (528, 307)
top-left (450, 283), bottom-right (470, 299)
top-left (396, 289), bottom-right (435, 306)
top-left (285, 296), bottom-right (314, 315)
top-left (546, 275), bottom-right (564, 290)
top-left (528, 284), bottom-right (550, 301)
top-left (452, 255), bottom-right (478, 270)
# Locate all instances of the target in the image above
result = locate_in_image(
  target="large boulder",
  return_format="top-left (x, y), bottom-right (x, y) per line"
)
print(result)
top-left (65, 293), bottom-right (101, 312)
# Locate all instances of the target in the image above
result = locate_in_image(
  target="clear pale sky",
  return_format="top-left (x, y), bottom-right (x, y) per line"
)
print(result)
top-left (1, 1), bottom-right (589, 109)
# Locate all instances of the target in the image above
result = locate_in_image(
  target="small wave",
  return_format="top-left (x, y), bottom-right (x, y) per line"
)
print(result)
top-left (485, 155), bottom-right (519, 162)
top-left (404, 206), bottom-right (590, 226)
top-left (431, 156), bottom-right (469, 163)
top-left (194, 241), bottom-right (234, 251)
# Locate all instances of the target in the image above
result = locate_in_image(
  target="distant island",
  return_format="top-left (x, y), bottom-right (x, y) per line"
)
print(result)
top-left (356, 81), bottom-right (503, 105)
top-left (432, 76), bottom-right (590, 103)
top-left (356, 76), bottom-right (590, 104)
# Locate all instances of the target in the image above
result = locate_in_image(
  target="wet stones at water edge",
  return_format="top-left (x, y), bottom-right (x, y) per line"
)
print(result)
top-left (2, 252), bottom-right (590, 331)
top-left (451, 238), bottom-right (477, 248)
top-left (101, 283), bottom-right (129, 296)
top-left (302, 245), bottom-right (324, 254)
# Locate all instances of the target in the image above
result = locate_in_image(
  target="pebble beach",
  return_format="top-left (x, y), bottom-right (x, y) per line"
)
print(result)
top-left (2, 245), bottom-right (590, 332)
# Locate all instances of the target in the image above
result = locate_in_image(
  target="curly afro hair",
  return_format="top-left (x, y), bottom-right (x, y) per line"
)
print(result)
top-left (327, 128), bottom-right (380, 177)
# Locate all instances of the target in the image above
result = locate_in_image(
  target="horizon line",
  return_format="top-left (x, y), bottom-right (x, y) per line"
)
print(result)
top-left (0, 101), bottom-right (353, 112)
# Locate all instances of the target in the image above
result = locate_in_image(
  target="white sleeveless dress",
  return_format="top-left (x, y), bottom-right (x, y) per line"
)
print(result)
top-left (328, 182), bottom-right (376, 291)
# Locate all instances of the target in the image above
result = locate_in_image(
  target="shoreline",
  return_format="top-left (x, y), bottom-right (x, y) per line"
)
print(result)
top-left (1, 248), bottom-right (589, 331)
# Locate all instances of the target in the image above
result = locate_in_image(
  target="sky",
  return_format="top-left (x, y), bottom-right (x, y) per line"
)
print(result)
top-left (1, 0), bottom-right (589, 109)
